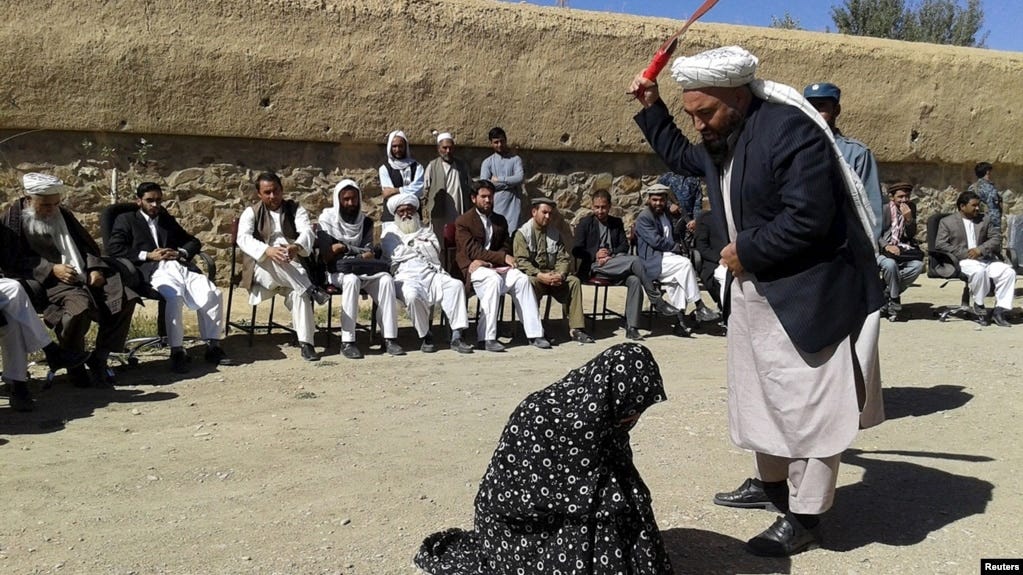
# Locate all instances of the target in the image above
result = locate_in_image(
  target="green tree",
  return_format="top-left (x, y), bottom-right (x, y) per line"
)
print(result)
top-left (831, 0), bottom-right (986, 47)
top-left (770, 11), bottom-right (803, 30)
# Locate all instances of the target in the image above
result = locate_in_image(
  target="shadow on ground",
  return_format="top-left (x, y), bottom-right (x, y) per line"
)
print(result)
top-left (662, 527), bottom-right (791, 574)
top-left (883, 385), bottom-right (973, 420)
top-left (829, 448), bottom-right (994, 551)
top-left (0, 386), bottom-right (179, 436)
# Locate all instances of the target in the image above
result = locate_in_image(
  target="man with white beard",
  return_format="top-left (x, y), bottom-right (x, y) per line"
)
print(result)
top-left (381, 195), bottom-right (473, 354)
top-left (1, 173), bottom-right (138, 388)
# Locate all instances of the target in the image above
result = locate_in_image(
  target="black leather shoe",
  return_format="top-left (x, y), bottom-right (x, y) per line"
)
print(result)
top-left (300, 343), bottom-right (320, 362)
top-left (673, 322), bottom-right (693, 338)
top-left (8, 381), bottom-right (35, 412)
top-left (746, 515), bottom-right (820, 557)
top-left (972, 304), bottom-right (990, 325)
top-left (420, 333), bottom-right (437, 353)
top-left (992, 307), bottom-right (1012, 328)
top-left (43, 345), bottom-right (90, 372)
top-left (625, 327), bottom-right (644, 341)
top-left (384, 339), bottom-right (406, 356)
top-left (654, 299), bottom-right (679, 317)
top-left (170, 349), bottom-right (191, 374)
top-left (450, 338), bottom-right (474, 354)
top-left (530, 337), bottom-right (552, 349)
top-left (482, 340), bottom-right (506, 352)
top-left (713, 478), bottom-right (788, 512)
top-left (340, 342), bottom-right (364, 359)
top-left (570, 329), bottom-right (595, 344)
top-left (86, 355), bottom-right (115, 388)
top-left (204, 346), bottom-right (237, 366)
top-left (694, 304), bottom-right (721, 323)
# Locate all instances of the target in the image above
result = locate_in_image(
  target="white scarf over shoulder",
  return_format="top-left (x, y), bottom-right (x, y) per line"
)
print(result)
top-left (319, 179), bottom-right (365, 244)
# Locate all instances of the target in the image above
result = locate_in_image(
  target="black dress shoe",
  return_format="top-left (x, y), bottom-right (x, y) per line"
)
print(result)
top-left (713, 477), bottom-right (788, 512)
top-left (746, 515), bottom-right (820, 557)
top-left (625, 327), bottom-right (644, 341)
top-left (672, 322), bottom-right (693, 338)
top-left (300, 343), bottom-right (320, 362)
top-left (420, 333), bottom-right (437, 353)
top-left (340, 342), bottom-right (364, 359)
top-left (654, 299), bottom-right (679, 317)
top-left (482, 340), bottom-right (506, 352)
top-left (450, 338), bottom-right (474, 354)
top-left (204, 346), bottom-right (237, 366)
top-left (694, 304), bottom-right (721, 323)
top-left (86, 355), bottom-right (115, 388)
top-left (530, 337), bottom-right (552, 349)
top-left (384, 339), bottom-right (406, 356)
top-left (992, 307), bottom-right (1012, 327)
top-left (170, 349), bottom-right (191, 374)
top-left (570, 329), bottom-right (595, 344)
top-left (43, 344), bottom-right (90, 372)
top-left (8, 381), bottom-right (35, 412)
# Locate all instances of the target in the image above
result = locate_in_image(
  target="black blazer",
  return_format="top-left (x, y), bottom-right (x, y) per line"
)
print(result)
top-left (572, 214), bottom-right (629, 278)
top-left (108, 209), bottom-right (202, 283)
top-left (635, 98), bottom-right (882, 353)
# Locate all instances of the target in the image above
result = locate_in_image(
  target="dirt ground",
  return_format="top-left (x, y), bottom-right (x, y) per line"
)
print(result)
top-left (1, 276), bottom-right (1021, 575)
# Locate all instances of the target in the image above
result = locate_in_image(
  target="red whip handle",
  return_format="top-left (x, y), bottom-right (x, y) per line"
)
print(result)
top-left (642, 48), bottom-right (672, 81)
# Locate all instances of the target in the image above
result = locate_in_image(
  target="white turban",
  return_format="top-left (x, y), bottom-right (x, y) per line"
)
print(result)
top-left (387, 193), bottom-right (420, 215)
top-left (435, 131), bottom-right (454, 144)
top-left (23, 172), bottom-right (66, 196)
top-left (670, 46), bottom-right (759, 89)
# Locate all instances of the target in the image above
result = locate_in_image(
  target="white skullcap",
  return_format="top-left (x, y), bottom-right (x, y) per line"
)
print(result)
top-left (435, 132), bottom-right (454, 144)
top-left (644, 183), bottom-right (672, 196)
top-left (333, 178), bottom-right (360, 195)
top-left (387, 193), bottom-right (420, 215)
top-left (670, 46), bottom-right (759, 89)
top-left (23, 172), bottom-right (66, 196)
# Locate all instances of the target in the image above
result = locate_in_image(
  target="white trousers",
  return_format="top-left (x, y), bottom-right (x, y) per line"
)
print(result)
top-left (151, 261), bottom-right (224, 347)
top-left (397, 270), bottom-right (468, 338)
top-left (659, 253), bottom-right (701, 310)
top-left (251, 259), bottom-right (315, 345)
top-left (470, 267), bottom-right (543, 341)
top-left (960, 259), bottom-right (1016, 309)
top-left (713, 263), bottom-right (727, 307)
top-left (1, 278), bottom-right (53, 383)
top-left (327, 271), bottom-right (399, 342)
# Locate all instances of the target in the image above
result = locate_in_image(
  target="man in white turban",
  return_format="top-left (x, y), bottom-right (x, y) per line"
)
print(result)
top-left (378, 130), bottom-right (424, 223)
top-left (236, 172), bottom-right (329, 362)
top-left (317, 179), bottom-right (403, 359)
top-left (630, 46), bottom-right (883, 556)
top-left (424, 131), bottom-right (472, 250)
top-left (381, 194), bottom-right (473, 354)
top-left (1, 173), bottom-right (139, 388)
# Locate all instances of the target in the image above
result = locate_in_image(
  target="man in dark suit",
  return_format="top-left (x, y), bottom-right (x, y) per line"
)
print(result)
top-left (108, 182), bottom-right (233, 372)
top-left (630, 46), bottom-right (883, 556)
top-left (455, 180), bottom-right (549, 351)
top-left (693, 210), bottom-right (727, 312)
top-left (572, 189), bottom-right (677, 340)
top-left (876, 182), bottom-right (924, 322)
top-left (2, 173), bottom-right (139, 388)
top-left (934, 191), bottom-right (1015, 327)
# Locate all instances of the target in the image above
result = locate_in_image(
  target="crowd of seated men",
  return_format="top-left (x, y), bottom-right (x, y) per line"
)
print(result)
top-left (1, 131), bottom-right (1018, 412)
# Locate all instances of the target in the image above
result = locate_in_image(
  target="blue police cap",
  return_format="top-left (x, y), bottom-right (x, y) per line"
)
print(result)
top-left (803, 82), bottom-right (841, 102)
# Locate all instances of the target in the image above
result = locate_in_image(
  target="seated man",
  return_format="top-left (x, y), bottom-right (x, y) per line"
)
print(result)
top-left (108, 182), bottom-right (234, 373)
top-left (317, 179), bottom-right (403, 359)
top-left (572, 189), bottom-right (677, 340)
top-left (1, 173), bottom-right (139, 387)
top-left (237, 172), bottom-right (329, 361)
top-left (634, 184), bottom-right (719, 337)
top-left (935, 191), bottom-right (1016, 327)
top-left (381, 195), bottom-right (473, 354)
top-left (513, 197), bottom-right (595, 344)
top-left (454, 180), bottom-right (550, 352)
top-left (693, 210), bottom-right (727, 314)
top-left (1, 275), bottom-right (90, 411)
top-left (876, 182), bottom-right (925, 322)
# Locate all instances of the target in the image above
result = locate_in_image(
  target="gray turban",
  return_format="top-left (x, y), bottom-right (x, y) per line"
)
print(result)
top-left (23, 172), bottom-right (66, 196)
top-left (670, 46), bottom-right (759, 89)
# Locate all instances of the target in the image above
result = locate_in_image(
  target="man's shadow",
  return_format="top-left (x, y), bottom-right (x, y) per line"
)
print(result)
top-left (827, 448), bottom-right (994, 551)
top-left (0, 387), bottom-right (179, 436)
top-left (661, 528), bottom-right (791, 574)
top-left (883, 385), bottom-right (972, 420)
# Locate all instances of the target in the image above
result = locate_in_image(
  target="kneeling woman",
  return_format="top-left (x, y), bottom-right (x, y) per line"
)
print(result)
top-left (415, 343), bottom-right (674, 574)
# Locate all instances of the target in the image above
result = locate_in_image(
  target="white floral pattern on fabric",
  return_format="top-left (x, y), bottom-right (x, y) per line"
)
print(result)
top-left (414, 343), bottom-right (673, 575)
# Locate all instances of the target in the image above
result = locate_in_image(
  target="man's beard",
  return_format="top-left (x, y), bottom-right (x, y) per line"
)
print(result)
top-left (703, 106), bottom-right (745, 167)
top-left (340, 206), bottom-right (360, 222)
top-left (396, 213), bottom-right (422, 235)
top-left (23, 204), bottom-right (62, 240)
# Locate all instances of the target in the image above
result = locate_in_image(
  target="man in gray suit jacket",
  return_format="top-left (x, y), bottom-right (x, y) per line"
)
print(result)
top-left (934, 191), bottom-right (1016, 327)
top-left (876, 182), bottom-right (924, 322)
